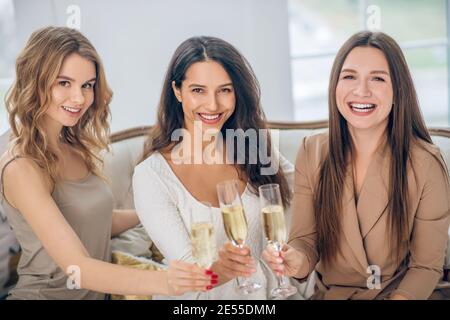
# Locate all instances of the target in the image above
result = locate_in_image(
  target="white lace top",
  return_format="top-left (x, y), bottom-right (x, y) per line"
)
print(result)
top-left (132, 151), bottom-right (300, 300)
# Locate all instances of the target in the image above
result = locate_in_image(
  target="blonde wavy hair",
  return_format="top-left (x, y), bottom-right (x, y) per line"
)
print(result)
top-left (5, 26), bottom-right (112, 182)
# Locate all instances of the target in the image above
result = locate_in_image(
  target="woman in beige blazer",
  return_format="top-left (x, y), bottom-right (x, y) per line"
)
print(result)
top-left (263, 31), bottom-right (450, 300)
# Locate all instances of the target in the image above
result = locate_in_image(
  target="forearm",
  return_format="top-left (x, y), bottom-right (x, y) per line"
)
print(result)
top-left (390, 267), bottom-right (442, 300)
top-left (77, 256), bottom-right (168, 296)
top-left (111, 209), bottom-right (140, 237)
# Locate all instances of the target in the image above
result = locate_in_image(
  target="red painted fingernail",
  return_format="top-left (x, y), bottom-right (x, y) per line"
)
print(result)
top-left (211, 274), bottom-right (218, 279)
top-left (205, 270), bottom-right (213, 275)
top-left (206, 285), bottom-right (213, 290)
top-left (211, 279), bottom-right (218, 285)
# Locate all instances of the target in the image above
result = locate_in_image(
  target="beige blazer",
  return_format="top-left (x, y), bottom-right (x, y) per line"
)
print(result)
top-left (288, 133), bottom-right (450, 300)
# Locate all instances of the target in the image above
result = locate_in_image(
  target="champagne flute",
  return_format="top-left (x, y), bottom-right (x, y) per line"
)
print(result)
top-left (216, 180), bottom-right (262, 294)
top-left (259, 183), bottom-right (297, 299)
top-left (189, 202), bottom-right (218, 269)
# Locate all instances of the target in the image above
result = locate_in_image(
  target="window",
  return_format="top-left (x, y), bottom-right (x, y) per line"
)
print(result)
top-left (289, 0), bottom-right (449, 126)
top-left (0, 0), bottom-right (16, 133)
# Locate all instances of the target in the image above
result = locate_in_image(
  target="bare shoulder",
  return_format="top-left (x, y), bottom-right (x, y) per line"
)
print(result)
top-left (2, 155), bottom-right (43, 178)
top-left (1, 154), bottom-right (52, 206)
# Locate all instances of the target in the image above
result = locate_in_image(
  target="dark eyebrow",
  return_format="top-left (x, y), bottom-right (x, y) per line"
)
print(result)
top-left (57, 75), bottom-right (96, 82)
top-left (340, 68), bottom-right (389, 76)
top-left (370, 70), bottom-right (389, 76)
top-left (188, 83), bottom-right (233, 88)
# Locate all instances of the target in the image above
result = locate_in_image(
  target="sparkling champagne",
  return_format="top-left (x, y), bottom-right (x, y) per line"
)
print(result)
top-left (262, 205), bottom-right (286, 245)
top-left (190, 222), bottom-right (217, 268)
top-left (221, 205), bottom-right (248, 246)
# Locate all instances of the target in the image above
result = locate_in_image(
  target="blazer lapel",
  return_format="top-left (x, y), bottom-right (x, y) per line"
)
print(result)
top-left (357, 143), bottom-right (391, 239)
top-left (341, 170), bottom-right (369, 274)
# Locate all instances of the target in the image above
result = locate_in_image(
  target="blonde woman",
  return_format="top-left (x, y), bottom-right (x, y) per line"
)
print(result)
top-left (0, 26), bottom-right (214, 300)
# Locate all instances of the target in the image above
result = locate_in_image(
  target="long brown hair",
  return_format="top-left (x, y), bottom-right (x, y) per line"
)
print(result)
top-left (140, 36), bottom-right (291, 207)
top-left (6, 26), bottom-right (112, 182)
top-left (315, 31), bottom-right (438, 266)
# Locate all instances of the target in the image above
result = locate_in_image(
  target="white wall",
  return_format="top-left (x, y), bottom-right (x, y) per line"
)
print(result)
top-left (13, 0), bottom-right (293, 132)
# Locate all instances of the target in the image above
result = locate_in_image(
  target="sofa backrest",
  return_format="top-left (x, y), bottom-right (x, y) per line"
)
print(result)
top-left (104, 121), bottom-right (450, 207)
top-left (104, 121), bottom-right (450, 268)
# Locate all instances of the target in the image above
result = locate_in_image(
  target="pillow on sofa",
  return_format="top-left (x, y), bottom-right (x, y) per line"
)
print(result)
top-left (0, 213), bottom-right (20, 299)
top-left (110, 224), bottom-right (154, 259)
top-left (110, 250), bottom-right (166, 300)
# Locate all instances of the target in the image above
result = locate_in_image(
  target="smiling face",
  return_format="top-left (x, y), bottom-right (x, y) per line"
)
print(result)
top-left (336, 46), bottom-right (394, 134)
top-left (44, 53), bottom-right (97, 128)
top-left (172, 60), bottom-right (236, 134)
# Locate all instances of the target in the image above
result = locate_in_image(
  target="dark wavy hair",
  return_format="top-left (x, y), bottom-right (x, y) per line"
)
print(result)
top-left (140, 36), bottom-right (291, 207)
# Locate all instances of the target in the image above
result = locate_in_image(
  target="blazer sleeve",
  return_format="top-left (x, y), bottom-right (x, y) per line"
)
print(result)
top-left (391, 153), bottom-right (450, 300)
top-left (287, 136), bottom-right (320, 281)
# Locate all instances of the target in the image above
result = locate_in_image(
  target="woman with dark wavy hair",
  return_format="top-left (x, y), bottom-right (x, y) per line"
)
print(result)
top-left (133, 36), bottom-right (299, 299)
top-left (0, 26), bottom-right (213, 299)
top-left (263, 31), bottom-right (450, 300)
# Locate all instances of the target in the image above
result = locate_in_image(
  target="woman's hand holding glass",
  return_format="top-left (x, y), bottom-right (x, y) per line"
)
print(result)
top-left (213, 242), bottom-right (257, 280)
top-left (165, 260), bottom-right (217, 295)
top-left (216, 180), bottom-right (262, 294)
top-left (259, 183), bottom-right (298, 298)
top-left (262, 243), bottom-right (309, 279)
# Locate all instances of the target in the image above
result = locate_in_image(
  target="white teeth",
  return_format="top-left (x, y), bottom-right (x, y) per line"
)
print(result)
top-left (200, 113), bottom-right (220, 120)
top-left (350, 103), bottom-right (375, 110)
top-left (62, 106), bottom-right (81, 113)
top-left (352, 108), bottom-right (372, 113)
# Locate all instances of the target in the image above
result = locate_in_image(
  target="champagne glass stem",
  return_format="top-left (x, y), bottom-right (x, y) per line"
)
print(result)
top-left (236, 243), bottom-right (250, 286)
top-left (273, 242), bottom-right (290, 289)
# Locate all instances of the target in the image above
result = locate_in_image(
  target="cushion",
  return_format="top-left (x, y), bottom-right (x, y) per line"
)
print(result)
top-left (110, 251), bottom-right (165, 300)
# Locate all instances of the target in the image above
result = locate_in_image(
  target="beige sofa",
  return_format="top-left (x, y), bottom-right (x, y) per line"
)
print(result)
top-left (105, 120), bottom-right (450, 294)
